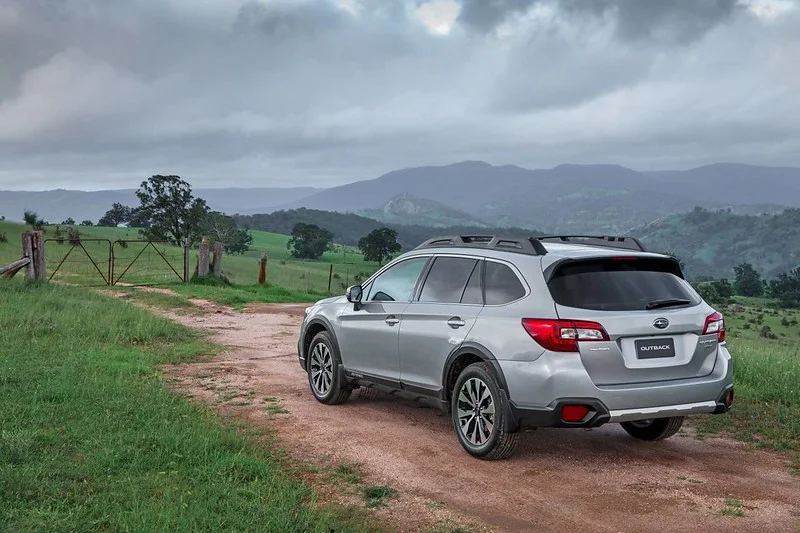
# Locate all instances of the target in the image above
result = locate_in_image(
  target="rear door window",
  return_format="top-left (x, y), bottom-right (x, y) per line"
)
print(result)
top-left (485, 261), bottom-right (526, 305)
top-left (547, 258), bottom-right (699, 311)
top-left (419, 257), bottom-right (479, 304)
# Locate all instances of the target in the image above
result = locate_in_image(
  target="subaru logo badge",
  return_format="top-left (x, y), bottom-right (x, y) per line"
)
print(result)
top-left (653, 318), bottom-right (669, 329)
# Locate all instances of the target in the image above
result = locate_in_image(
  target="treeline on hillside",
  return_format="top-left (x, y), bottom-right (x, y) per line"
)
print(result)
top-left (234, 208), bottom-right (539, 251)
top-left (693, 262), bottom-right (800, 309)
top-left (635, 207), bottom-right (800, 280)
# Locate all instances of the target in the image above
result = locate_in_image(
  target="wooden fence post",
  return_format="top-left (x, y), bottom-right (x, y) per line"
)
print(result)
top-left (212, 242), bottom-right (223, 277)
top-left (32, 231), bottom-right (45, 280)
top-left (258, 253), bottom-right (267, 285)
top-left (21, 232), bottom-right (35, 281)
top-left (183, 239), bottom-right (190, 282)
top-left (328, 263), bottom-right (333, 294)
top-left (198, 241), bottom-right (210, 277)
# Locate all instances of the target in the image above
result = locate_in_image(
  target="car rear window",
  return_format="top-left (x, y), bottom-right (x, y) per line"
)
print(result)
top-left (547, 258), bottom-right (700, 311)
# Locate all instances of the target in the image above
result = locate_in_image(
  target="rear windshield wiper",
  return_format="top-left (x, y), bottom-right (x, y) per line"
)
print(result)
top-left (645, 298), bottom-right (692, 310)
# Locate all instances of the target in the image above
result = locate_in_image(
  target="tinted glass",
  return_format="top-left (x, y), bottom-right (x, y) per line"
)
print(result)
top-left (485, 262), bottom-right (526, 305)
top-left (548, 258), bottom-right (700, 311)
top-left (419, 257), bottom-right (478, 304)
top-left (461, 261), bottom-right (483, 305)
top-left (367, 257), bottom-right (428, 302)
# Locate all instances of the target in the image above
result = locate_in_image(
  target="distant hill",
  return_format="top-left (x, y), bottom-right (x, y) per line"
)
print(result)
top-left (634, 207), bottom-right (800, 279)
top-left (234, 208), bottom-right (536, 251)
top-left (356, 193), bottom-right (488, 228)
top-left (279, 161), bottom-right (799, 232)
top-left (0, 187), bottom-right (320, 224)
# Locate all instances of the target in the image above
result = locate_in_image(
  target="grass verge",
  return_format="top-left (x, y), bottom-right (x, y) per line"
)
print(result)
top-left (169, 278), bottom-right (327, 307)
top-left (0, 282), bottom-right (376, 531)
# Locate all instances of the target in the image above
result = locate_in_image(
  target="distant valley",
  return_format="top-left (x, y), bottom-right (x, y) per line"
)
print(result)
top-left (3, 161), bottom-right (800, 279)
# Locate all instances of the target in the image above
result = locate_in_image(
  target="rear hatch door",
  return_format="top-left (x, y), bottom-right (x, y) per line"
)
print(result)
top-left (547, 256), bottom-right (719, 386)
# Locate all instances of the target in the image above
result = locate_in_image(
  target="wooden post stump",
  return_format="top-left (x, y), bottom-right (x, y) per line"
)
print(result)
top-left (198, 241), bottom-right (210, 277)
top-left (212, 242), bottom-right (223, 277)
top-left (21, 232), bottom-right (35, 281)
top-left (258, 253), bottom-right (267, 285)
top-left (32, 231), bottom-right (45, 280)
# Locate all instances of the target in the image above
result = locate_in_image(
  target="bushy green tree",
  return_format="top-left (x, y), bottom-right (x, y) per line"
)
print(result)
top-left (79, 220), bottom-right (94, 226)
top-left (733, 263), bottom-right (764, 297)
top-left (769, 268), bottom-right (800, 308)
top-left (98, 203), bottom-right (132, 227)
top-left (201, 211), bottom-right (253, 255)
top-left (287, 223), bottom-right (333, 260)
top-left (61, 217), bottom-right (76, 225)
top-left (134, 175), bottom-right (209, 245)
top-left (358, 227), bottom-right (401, 265)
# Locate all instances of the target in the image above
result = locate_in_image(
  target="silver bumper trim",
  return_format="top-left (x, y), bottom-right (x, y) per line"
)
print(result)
top-left (608, 401), bottom-right (717, 423)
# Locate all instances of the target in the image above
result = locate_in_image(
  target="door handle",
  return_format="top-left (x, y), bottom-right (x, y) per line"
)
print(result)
top-left (447, 317), bottom-right (466, 329)
top-left (385, 315), bottom-right (400, 326)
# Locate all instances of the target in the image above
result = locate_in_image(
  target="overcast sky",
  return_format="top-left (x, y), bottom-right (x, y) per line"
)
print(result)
top-left (1, 0), bottom-right (799, 190)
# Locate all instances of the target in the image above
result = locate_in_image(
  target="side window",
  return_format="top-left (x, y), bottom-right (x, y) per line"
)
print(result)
top-left (485, 261), bottom-right (526, 305)
top-left (366, 257), bottom-right (428, 302)
top-left (419, 257), bottom-right (478, 304)
top-left (460, 261), bottom-right (483, 305)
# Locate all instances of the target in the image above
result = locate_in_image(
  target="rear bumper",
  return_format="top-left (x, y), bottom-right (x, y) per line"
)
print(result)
top-left (509, 384), bottom-right (733, 430)
top-left (500, 344), bottom-right (734, 412)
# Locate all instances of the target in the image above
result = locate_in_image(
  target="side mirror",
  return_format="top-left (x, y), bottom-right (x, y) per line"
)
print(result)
top-left (346, 285), bottom-right (363, 304)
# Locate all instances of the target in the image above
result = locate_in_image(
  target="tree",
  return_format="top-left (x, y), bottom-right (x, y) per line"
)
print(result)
top-left (287, 223), bottom-right (333, 260)
top-left (710, 279), bottom-right (734, 300)
top-left (80, 220), bottom-right (94, 226)
top-left (769, 268), bottom-right (800, 308)
top-left (134, 175), bottom-right (209, 245)
top-left (61, 217), bottom-right (76, 225)
top-left (98, 203), bottom-right (132, 227)
top-left (734, 263), bottom-right (764, 297)
top-left (23, 210), bottom-right (46, 231)
top-left (201, 211), bottom-right (253, 254)
top-left (358, 227), bottom-right (402, 265)
top-left (127, 207), bottom-right (149, 228)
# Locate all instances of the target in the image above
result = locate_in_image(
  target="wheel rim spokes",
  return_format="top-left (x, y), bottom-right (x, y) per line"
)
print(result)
top-left (310, 343), bottom-right (333, 395)
top-left (457, 377), bottom-right (495, 446)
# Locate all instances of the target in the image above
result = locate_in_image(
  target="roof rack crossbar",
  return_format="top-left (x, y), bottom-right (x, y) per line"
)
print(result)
top-left (415, 235), bottom-right (548, 256)
top-left (533, 235), bottom-right (647, 252)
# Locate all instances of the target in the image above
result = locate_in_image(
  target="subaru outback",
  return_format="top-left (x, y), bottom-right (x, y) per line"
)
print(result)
top-left (297, 235), bottom-right (734, 459)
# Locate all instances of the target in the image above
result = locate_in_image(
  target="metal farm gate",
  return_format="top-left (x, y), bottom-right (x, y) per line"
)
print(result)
top-left (45, 238), bottom-right (186, 287)
top-left (111, 240), bottom-right (185, 286)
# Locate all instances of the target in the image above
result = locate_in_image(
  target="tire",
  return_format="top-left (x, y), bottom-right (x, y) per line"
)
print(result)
top-left (307, 331), bottom-right (352, 405)
top-left (451, 362), bottom-right (519, 460)
top-left (620, 416), bottom-right (684, 441)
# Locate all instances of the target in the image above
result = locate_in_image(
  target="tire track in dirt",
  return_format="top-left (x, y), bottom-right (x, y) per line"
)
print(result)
top-left (159, 298), bottom-right (800, 533)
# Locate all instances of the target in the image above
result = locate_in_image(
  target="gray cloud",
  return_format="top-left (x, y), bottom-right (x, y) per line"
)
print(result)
top-left (0, 0), bottom-right (799, 190)
top-left (457, 0), bottom-right (537, 32)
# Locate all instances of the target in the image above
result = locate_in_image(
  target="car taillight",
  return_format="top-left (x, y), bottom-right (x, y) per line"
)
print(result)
top-left (703, 312), bottom-right (725, 342)
top-left (521, 318), bottom-right (609, 353)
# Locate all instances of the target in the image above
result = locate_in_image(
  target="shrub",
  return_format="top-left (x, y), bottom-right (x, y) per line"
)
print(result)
top-left (0, 232), bottom-right (7, 243)
top-left (759, 325), bottom-right (777, 339)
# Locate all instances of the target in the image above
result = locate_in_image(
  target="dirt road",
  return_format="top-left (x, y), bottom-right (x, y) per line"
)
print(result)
top-left (160, 298), bottom-right (799, 532)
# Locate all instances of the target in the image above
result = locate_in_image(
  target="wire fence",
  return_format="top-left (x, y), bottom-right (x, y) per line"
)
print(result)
top-left (111, 241), bottom-right (184, 286)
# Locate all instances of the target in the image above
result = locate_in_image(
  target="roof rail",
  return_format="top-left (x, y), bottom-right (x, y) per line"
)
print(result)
top-left (534, 235), bottom-right (647, 252)
top-left (415, 235), bottom-right (548, 256)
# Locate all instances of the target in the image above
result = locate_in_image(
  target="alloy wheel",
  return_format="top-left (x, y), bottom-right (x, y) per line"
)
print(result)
top-left (457, 377), bottom-right (495, 446)
top-left (310, 343), bottom-right (333, 396)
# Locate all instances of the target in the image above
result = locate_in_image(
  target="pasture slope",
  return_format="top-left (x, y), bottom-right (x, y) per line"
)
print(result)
top-left (0, 221), bottom-right (380, 293)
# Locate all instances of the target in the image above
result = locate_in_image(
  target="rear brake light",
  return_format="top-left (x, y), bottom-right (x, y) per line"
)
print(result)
top-left (610, 256), bottom-right (639, 261)
top-left (703, 312), bottom-right (725, 342)
top-left (521, 318), bottom-right (609, 352)
top-left (561, 405), bottom-right (590, 423)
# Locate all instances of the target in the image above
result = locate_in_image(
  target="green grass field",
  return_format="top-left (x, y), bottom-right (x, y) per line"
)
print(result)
top-left (0, 221), bottom-right (380, 292)
top-left (694, 298), bottom-right (800, 452)
top-left (0, 282), bottom-right (377, 531)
